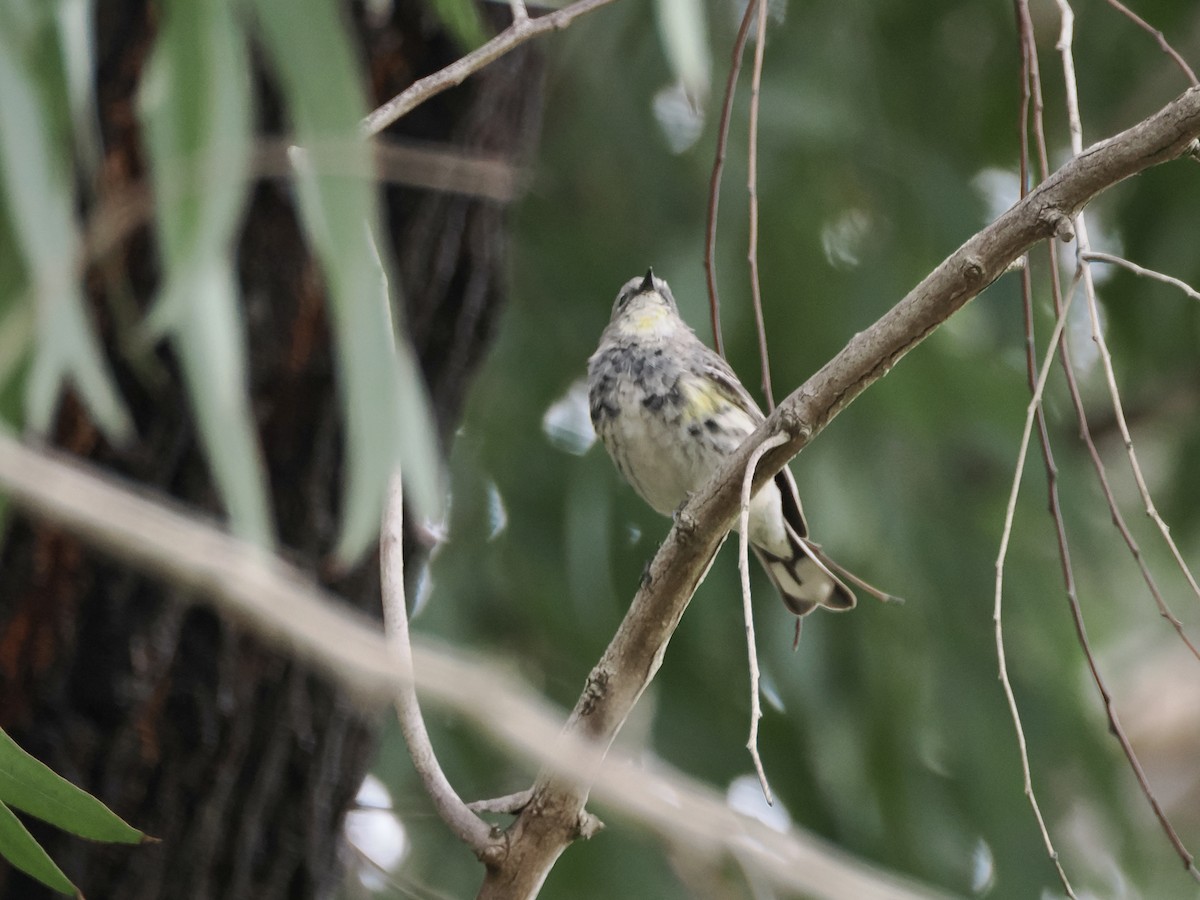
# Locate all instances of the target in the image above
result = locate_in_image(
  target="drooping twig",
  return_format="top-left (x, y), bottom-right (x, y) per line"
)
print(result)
top-left (1054, 161), bottom-right (1200, 667)
top-left (1020, 0), bottom-right (1199, 661)
top-left (994, 267), bottom-right (1081, 899)
top-left (1062, 383), bottom-right (1200, 661)
top-left (737, 431), bottom-right (788, 804)
top-left (362, 0), bottom-right (620, 135)
top-left (1102, 0), bottom-right (1198, 87)
top-left (1082, 296), bottom-right (1200, 611)
top-left (1010, 8), bottom-right (1079, 892)
top-left (745, 0), bottom-right (775, 409)
top-left (704, 1), bottom-right (758, 356)
top-left (803, 540), bottom-right (903, 606)
top-left (1054, 4), bottom-right (1200, 878)
top-left (381, 472), bottom-right (500, 861)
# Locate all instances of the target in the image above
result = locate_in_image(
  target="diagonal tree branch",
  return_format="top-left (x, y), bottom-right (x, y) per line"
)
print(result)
top-left (478, 84), bottom-right (1200, 896)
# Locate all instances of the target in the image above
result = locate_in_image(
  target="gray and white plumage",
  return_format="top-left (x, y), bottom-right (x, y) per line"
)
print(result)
top-left (587, 270), bottom-right (855, 617)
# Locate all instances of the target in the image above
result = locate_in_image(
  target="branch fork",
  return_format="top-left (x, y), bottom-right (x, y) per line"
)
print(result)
top-left (477, 83), bottom-right (1200, 894)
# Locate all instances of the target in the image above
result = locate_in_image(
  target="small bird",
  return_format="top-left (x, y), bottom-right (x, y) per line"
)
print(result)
top-left (587, 269), bottom-right (856, 618)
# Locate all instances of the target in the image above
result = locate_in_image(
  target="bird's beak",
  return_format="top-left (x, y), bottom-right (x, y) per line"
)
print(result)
top-left (639, 268), bottom-right (655, 294)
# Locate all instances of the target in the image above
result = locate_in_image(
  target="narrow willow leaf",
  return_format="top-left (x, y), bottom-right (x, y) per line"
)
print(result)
top-left (54, 0), bottom-right (101, 175)
top-left (0, 802), bottom-right (76, 897)
top-left (138, 0), bottom-right (274, 546)
top-left (0, 728), bottom-right (143, 844)
top-left (252, 0), bottom-right (444, 562)
top-left (0, 12), bottom-right (131, 441)
top-left (395, 346), bottom-right (444, 525)
top-left (371, 231), bottom-right (443, 524)
top-left (654, 0), bottom-right (711, 100)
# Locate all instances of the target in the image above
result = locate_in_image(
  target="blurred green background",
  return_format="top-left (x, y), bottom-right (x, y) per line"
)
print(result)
top-left (369, 0), bottom-right (1200, 897)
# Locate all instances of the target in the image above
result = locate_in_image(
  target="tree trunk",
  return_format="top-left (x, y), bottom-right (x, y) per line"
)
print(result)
top-left (0, 2), bottom-right (543, 897)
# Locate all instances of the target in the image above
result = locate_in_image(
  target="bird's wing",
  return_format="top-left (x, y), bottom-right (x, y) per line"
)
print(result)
top-left (697, 354), bottom-right (766, 423)
top-left (774, 463), bottom-right (810, 540)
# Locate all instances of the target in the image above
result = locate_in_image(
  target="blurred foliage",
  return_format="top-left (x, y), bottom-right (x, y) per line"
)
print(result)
top-left (138, 0), bottom-right (271, 546)
top-left (400, 0), bottom-right (1200, 897)
top-left (0, 0), bottom-right (443, 563)
top-left (0, 0), bottom-right (132, 443)
top-left (428, 0), bottom-right (489, 51)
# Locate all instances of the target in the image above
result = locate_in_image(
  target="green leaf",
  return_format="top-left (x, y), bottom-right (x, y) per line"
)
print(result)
top-left (137, 0), bottom-right (274, 547)
top-left (0, 728), bottom-right (142, 844)
top-left (428, 0), bottom-right (489, 52)
top-left (395, 329), bottom-right (444, 530)
top-left (0, 7), bottom-right (132, 442)
top-left (0, 801), bottom-right (76, 897)
top-left (250, 0), bottom-right (444, 562)
top-left (54, 0), bottom-right (103, 175)
top-left (654, 0), bottom-right (710, 100)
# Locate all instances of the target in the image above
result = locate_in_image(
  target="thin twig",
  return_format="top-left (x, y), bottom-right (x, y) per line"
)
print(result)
top-left (1102, 0), bottom-right (1199, 87)
top-left (704, 1), bottom-right (758, 356)
top-left (738, 432), bottom-right (787, 805)
top-left (994, 270), bottom-right (1080, 899)
top-left (746, 0), bottom-right (775, 410)
top-left (1064, 394), bottom-right (1200, 660)
top-left (1010, 8), bottom-right (1079, 893)
top-left (1058, 258), bottom-right (1200, 662)
top-left (381, 472), bottom-right (499, 859)
top-left (81, 138), bottom-right (520, 275)
top-left (804, 541), bottom-right (903, 606)
top-left (1085, 307), bottom-right (1200, 607)
top-left (362, 0), bottom-right (619, 135)
top-left (1022, 37), bottom-right (1200, 667)
top-left (1055, 4), bottom-right (1200, 878)
top-left (1082, 251), bottom-right (1200, 302)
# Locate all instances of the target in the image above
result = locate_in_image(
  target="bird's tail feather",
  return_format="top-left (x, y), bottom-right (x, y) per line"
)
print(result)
top-left (753, 543), bottom-right (856, 617)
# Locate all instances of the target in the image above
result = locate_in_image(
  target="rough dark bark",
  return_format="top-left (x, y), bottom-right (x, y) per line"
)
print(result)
top-left (0, 2), bottom-right (542, 898)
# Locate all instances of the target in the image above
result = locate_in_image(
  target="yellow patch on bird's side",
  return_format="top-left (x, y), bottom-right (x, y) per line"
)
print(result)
top-left (680, 375), bottom-right (727, 417)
